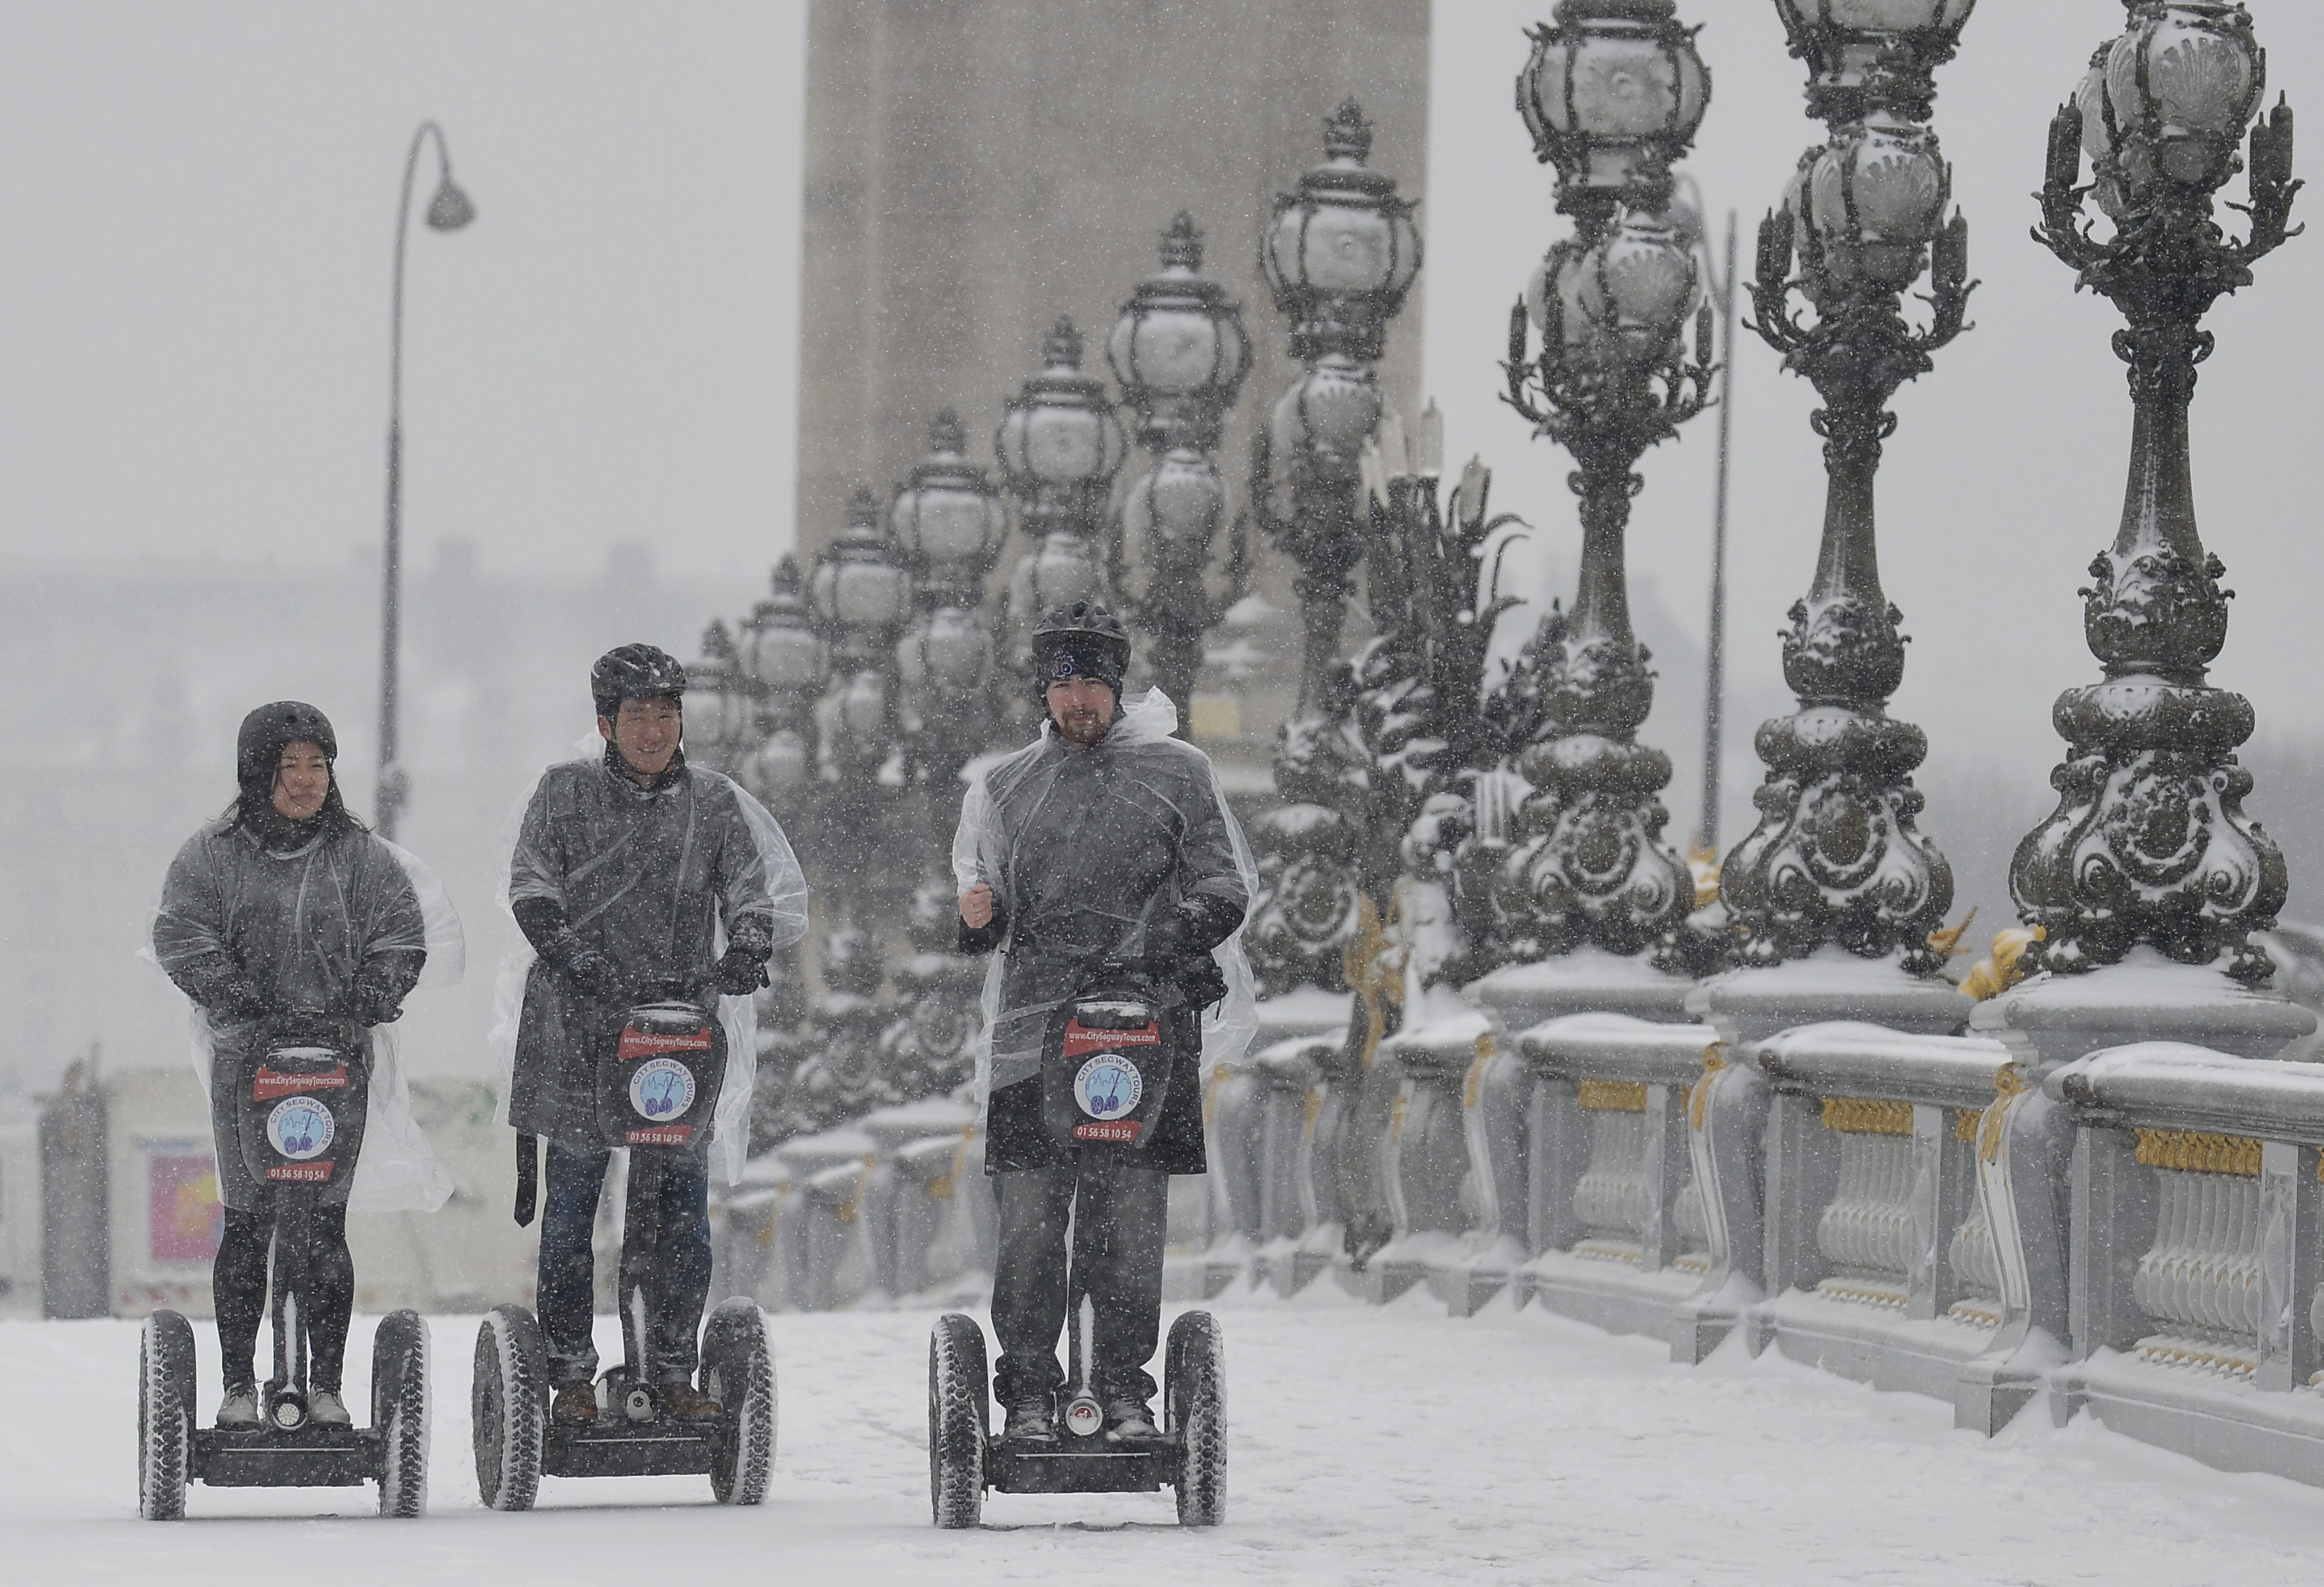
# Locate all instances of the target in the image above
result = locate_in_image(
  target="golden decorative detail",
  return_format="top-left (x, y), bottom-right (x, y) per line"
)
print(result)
top-left (1925, 906), bottom-right (1978, 963)
top-left (1303, 1087), bottom-right (1323, 1134)
top-left (1202, 1062), bottom-right (1232, 1127)
top-left (1463, 1049), bottom-right (1494, 1109)
top-left (1388, 1091), bottom-right (1409, 1141)
top-left (1815, 1275), bottom-right (1908, 1309)
top-left (835, 1154), bottom-right (876, 1226)
top-left (1959, 924), bottom-right (2047, 1003)
top-left (1344, 887), bottom-right (1409, 1073)
top-left (1687, 841), bottom-right (1721, 911)
top-left (1672, 1251), bottom-right (1712, 1276)
top-left (1687, 1043), bottom-right (1726, 1131)
top-left (927, 1123), bottom-right (976, 1203)
top-left (1948, 1296), bottom-right (2003, 1329)
top-left (1976, 1063), bottom-right (2026, 1165)
top-left (2136, 1333), bottom-right (2257, 1376)
top-left (1821, 1097), bottom-right (1913, 1136)
top-left (1570, 1236), bottom-right (1644, 1268)
top-left (1578, 1079), bottom-right (1650, 1113)
top-left (2134, 1127), bottom-right (2261, 1178)
top-left (1953, 1109), bottom-right (1980, 1142)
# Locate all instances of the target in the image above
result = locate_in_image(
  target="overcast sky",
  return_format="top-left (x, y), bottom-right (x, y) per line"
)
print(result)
top-left (0, 1), bottom-right (806, 581)
top-left (1, 0), bottom-right (2321, 840)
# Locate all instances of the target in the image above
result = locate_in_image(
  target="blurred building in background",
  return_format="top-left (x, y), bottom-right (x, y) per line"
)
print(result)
top-left (793, 0), bottom-right (1432, 568)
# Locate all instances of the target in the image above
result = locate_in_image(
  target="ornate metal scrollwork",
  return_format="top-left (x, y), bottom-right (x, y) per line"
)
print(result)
top-left (2015, 9), bottom-right (2298, 984)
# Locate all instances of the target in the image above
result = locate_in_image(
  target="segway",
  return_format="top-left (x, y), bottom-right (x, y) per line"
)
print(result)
top-left (138, 1017), bottom-right (431, 1519)
top-left (929, 1307), bottom-right (1226, 1529)
top-left (472, 986), bottom-right (775, 1510)
top-left (927, 979), bottom-right (1227, 1528)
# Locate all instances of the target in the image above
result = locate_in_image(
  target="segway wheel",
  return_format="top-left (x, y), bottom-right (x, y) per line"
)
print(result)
top-left (702, 1298), bottom-right (776, 1506)
top-left (472, 1306), bottom-right (546, 1512)
top-left (928, 1312), bottom-right (988, 1530)
top-left (1166, 1310), bottom-right (1226, 1527)
top-left (137, 1310), bottom-right (196, 1521)
top-left (372, 1310), bottom-right (431, 1518)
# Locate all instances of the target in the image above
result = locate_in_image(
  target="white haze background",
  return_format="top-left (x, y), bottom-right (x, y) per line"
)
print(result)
top-left (1, 0), bottom-right (2322, 1094)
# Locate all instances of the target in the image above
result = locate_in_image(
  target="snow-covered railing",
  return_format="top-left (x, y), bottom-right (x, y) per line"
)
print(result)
top-left (1507, 1014), bottom-right (1716, 1337)
top-left (716, 1102), bottom-right (991, 1314)
top-left (1358, 1009), bottom-right (1500, 1306)
top-left (2034, 1043), bottom-right (2324, 1479)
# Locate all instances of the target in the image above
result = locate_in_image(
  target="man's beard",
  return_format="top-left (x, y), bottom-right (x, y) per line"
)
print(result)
top-left (1054, 706), bottom-right (1111, 747)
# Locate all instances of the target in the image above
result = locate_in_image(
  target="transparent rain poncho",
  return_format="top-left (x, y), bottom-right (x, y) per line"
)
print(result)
top-left (953, 689), bottom-right (1260, 1105)
top-left (149, 822), bottom-right (466, 1213)
top-left (488, 748), bottom-right (809, 1185)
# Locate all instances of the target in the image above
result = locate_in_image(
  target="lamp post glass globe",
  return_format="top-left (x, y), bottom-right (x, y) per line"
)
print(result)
top-left (2081, 4), bottom-right (2267, 203)
top-left (1809, 110), bottom-right (1950, 287)
top-left (1518, 2), bottom-right (1710, 211)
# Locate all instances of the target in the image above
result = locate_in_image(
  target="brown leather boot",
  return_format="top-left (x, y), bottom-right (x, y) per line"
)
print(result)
top-left (658, 1382), bottom-right (723, 1422)
top-left (551, 1383), bottom-right (599, 1425)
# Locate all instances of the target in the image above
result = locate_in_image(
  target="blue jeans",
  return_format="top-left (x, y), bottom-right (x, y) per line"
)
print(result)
top-left (537, 1141), bottom-right (713, 1387)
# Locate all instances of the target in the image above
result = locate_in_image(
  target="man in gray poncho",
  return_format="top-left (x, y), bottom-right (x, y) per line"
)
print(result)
top-left (955, 603), bottom-right (1252, 1445)
top-left (507, 643), bottom-right (807, 1426)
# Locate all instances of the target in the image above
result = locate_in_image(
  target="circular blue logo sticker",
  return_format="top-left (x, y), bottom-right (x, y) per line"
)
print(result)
top-left (629, 1057), bottom-right (698, 1122)
top-left (1050, 651), bottom-right (1077, 680)
top-left (266, 1096), bottom-right (336, 1161)
top-left (1073, 1054), bottom-right (1143, 1120)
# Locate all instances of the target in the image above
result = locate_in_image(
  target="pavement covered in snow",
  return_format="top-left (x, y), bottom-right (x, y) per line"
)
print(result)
top-left (12, 1285), bottom-right (2324, 1584)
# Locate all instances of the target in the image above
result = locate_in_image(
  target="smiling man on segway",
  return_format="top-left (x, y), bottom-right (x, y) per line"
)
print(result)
top-left (504, 644), bottom-right (807, 1430)
top-left (955, 603), bottom-right (1258, 1449)
top-left (151, 702), bottom-right (461, 1436)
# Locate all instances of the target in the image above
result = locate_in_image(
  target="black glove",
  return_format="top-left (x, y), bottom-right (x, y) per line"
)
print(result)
top-left (562, 949), bottom-right (624, 1001)
top-left (179, 961), bottom-right (267, 1021)
top-left (715, 944), bottom-right (771, 996)
top-left (344, 983), bottom-right (405, 1026)
top-left (715, 918), bottom-right (774, 997)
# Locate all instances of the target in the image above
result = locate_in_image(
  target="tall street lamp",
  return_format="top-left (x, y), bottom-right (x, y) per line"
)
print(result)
top-left (374, 121), bottom-right (475, 841)
top-left (1108, 213), bottom-right (1256, 715)
top-left (2013, 0), bottom-right (2297, 985)
top-left (1252, 100), bottom-right (1422, 735)
top-left (1492, 0), bottom-right (1719, 968)
top-left (1715, 2), bottom-right (1977, 979)
top-left (996, 318), bottom-right (1127, 713)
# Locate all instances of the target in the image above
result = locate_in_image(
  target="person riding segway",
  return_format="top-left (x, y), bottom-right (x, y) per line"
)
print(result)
top-left (142, 701), bottom-right (465, 1519)
top-left (473, 643), bottom-right (807, 1509)
top-left (929, 604), bottom-right (1257, 1527)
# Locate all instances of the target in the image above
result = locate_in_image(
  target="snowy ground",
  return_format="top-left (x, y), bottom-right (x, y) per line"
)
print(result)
top-left (12, 1284), bottom-right (2324, 1585)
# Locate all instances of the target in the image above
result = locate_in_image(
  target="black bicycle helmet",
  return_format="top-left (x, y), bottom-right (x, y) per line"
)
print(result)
top-left (231, 701), bottom-right (356, 832)
top-left (591, 643), bottom-right (688, 719)
top-left (1030, 601), bottom-right (1130, 698)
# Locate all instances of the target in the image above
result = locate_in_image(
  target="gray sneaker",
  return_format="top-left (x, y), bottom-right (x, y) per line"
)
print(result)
top-left (216, 1383), bottom-right (260, 1428)
top-left (308, 1388), bottom-right (353, 1426)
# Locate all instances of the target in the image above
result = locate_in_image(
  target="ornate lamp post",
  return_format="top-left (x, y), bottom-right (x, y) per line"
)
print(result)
top-left (1108, 213), bottom-right (1256, 712)
top-left (1492, 0), bottom-right (1717, 967)
top-left (808, 487), bottom-right (915, 994)
top-left (892, 411), bottom-right (1010, 785)
top-left (1253, 100), bottom-right (1422, 729)
top-left (373, 121), bottom-right (475, 840)
top-left (996, 318), bottom-right (1127, 677)
top-left (1715, 2), bottom-right (1976, 979)
top-left (2014, 0), bottom-right (2296, 985)
top-left (733, 555), bottom-right (824, 809)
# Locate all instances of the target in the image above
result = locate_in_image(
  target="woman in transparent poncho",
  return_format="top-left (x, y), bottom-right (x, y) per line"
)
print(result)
top-left (151, 701), bottom-right (464, 1430)
top-left (954, 603), bottom-right (1257, 1445)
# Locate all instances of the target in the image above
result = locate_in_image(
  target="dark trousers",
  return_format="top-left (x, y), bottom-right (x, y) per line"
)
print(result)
top-left (991, 1155), bottom-right (1170, 1408)
top-left (538, 1141), bottom-right (713, 1387)
top-left (213, 1204), bottom-right (353, 1392)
